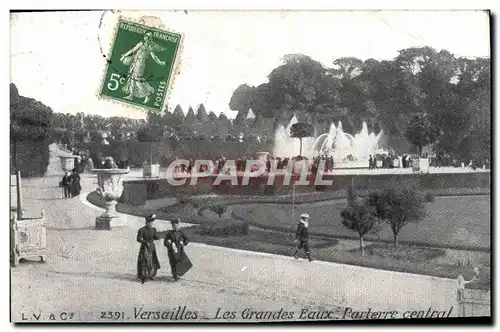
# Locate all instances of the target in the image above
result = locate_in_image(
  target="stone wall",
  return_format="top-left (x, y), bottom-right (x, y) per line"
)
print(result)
top-left (457, 289), bottom-right (491, 317)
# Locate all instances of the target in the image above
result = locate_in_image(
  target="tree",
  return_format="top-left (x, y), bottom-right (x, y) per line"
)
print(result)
top-left (184, 107), bottom-right (197, 125)
top-left (209, 204), bottom-right (228, 219)
top-left (360, 58), bottom-right (419, 135)
top-left (332, 57), bottom-right (363, 79)
top-left (137, 124), bottom-right (163, 165)
top-left (405, 113), bottom-right (439, 155)
top-left (228, 47), bottom-right (489, 160)
top-left (170, 105), bottom-right (185, 129)
top-left (340, 201), bottom-right (377, 256)
top-left (367, 188), bottom-right (425, 247)
top-left (458, 127), bottom-right (491, 164)
top-left (147, 111), bottom-right (163, 125)
top-left (229, 84), bottom-right (255, 112)
top-left (219, 112), bottom-right (229, 122)
top-left (10, 83), bottom-right (53, 219)
top-left (268, 54), bottom-right (331, 115)
top-left (430, 92), bottom-right (472, 156)
top-left (208, 111), bottom-right (218, 122)
top-left (196, 104), bottom-right (209, 123)
top-left (290, 122), bottom-right (314, 157)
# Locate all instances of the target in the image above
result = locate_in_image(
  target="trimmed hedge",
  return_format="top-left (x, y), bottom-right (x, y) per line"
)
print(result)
top-left (10, 139), bottom-right (50, 178)
top-left (197, 219), bottom-right (249, 237)
top-left (208, 204), bottom-right (228, 219)
top-left (424, 192), bottom-right (436, 202)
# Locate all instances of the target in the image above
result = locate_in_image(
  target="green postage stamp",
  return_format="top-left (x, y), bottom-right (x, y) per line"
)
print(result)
top-left (100, 19), bottom-right (182, 113)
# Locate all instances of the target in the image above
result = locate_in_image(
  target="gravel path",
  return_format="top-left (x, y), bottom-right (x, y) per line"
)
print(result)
top-left (11, 175), bottom-right (349, 322)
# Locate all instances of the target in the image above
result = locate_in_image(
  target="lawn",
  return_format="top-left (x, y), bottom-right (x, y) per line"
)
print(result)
top-left (182, 226), bottom-right (491, 291)
top-left (231, 195), bottom-right (491, 251)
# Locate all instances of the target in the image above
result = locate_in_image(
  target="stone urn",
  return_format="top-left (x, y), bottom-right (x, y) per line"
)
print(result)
top-left (419, 158), bottom-right (430, 173)
top-left (93, 168), bottom-right (130, 230)
top-left (59, 155), bottom-right (77, 173)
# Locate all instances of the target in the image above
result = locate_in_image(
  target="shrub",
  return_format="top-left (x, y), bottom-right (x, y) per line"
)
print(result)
top-left (179, 196), bottom-right (191, 206)
top-left (10, 84), bottom-right (53, 178)
top-left (366, 188), bottom-right (425, 247)
top-left (197, 219), bottom-right (249, 237)
top-left (340, 199), bottom-right (378, 256)
top-left (424, 192), bottom-right (435, 203)
top-left (209, 204), bottom-right (228, 219)
top-left (10, 140), bottom-right (50, 178)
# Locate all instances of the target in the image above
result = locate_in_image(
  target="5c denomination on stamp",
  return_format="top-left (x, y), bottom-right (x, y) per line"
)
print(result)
top-left (99, 19), bottom-right (182, 113)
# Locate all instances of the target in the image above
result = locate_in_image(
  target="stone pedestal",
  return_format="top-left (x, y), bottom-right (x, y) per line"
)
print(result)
top-left (143, 164), bottom-right (160, 178)
top-left (95, 216), bottom-right (112, 230)
top-left (419, 158), bottom-right (430, 173)
top-left (11, 211), bottom-right (46, 266)
top-left (92, 168), bottom-right (130, 230)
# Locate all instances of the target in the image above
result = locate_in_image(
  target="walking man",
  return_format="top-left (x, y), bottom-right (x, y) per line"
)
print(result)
top-left (293, 213), bottom-right (313, 261)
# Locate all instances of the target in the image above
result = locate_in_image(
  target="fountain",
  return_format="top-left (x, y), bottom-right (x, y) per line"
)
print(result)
top-left (273, 115), bottom-right (316, 159)
top-left (273, 116), bottom-right (387, 166)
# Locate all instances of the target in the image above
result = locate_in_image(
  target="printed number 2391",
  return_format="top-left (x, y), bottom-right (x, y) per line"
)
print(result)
top-left (107, 73), bottom-right (126, 91)
top-left (100, 311), bottom-right (125, 320)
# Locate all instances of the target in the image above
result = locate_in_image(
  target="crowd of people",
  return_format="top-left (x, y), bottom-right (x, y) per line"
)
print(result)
top-left (430, 154), bottom-right (490, 170)
top-left (313, 155), bottom-right (335, 171)
top-left (368, 154), bottom-right (416, 170)
top-left (62, 143), bottom-right (490, 176)
top-left (172, 155), bottom-right (335, 175)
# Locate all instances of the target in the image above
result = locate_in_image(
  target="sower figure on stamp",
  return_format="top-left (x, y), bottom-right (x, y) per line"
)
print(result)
top-left (164, 218), bottom-right (192, 281)
top-left (293, 213), bottom-right (313, 261)
top-left (120, 32), bottom-right (166, 104)
top-left (137, 214), bottom-right (161, 284)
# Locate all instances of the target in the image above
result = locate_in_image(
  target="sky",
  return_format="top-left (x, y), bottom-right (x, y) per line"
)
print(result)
top-left (10, 10), bottom-right (490, 119)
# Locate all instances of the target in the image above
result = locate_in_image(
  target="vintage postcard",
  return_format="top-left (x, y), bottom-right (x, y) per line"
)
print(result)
top-left (10, 10), bottom-right (491, 323)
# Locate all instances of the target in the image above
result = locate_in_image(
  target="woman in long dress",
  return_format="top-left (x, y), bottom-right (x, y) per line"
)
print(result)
top-left (163, 218), bottom-right (192, 281)
top-left (69, 169), bottom-right (81, 197)
top-left (137, 214), bottom-right (161, 283)
top-left (120, 32), bottom-right (167, 104)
